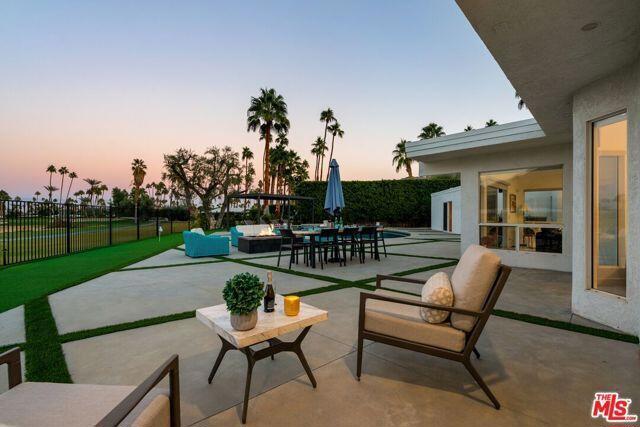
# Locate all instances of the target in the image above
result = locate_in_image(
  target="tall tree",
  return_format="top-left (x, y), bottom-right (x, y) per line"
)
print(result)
top-left (163, 146), bottom-right (241, 229)
top-left (392, 139), bottom-right (414, 178)
top-left (34, 190), bottom-right (41, 202)
top-left (83, 178), bottom-right (102, 204)
top-left (57, 166), bottom-right (69, 203)
top-left (311, 137), bottom-right (324, 181)
top-left (246, 88), bottom-right (289, 202)
top-left (131, 159), bottom-right (147, 227)
top-left (319, 108), bottom-right (336, 166)
top-left (418, 123), bottom-right (445, 140)
top-left (241, 146), bottom-right (254, 191)
top-left (65, 172), bottom-right (78, 202)
top-left (325, 122), bottom-right (344, 180)
top-left (46, 165), bottom-right (56, 202)
top-left (485, 119), bottom-right (498, 127)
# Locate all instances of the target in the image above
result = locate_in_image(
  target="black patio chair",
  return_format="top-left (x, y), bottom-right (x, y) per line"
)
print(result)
top-left (277, 228), bottom-right (308, 269)
top-left (340, 227), bottom-right (360, 265)
top-left (316, 228), bottom-right (342, 269)
top-left (359, 226), bottom-right (379, 263)
top-left (376, 225), bottom-right (387, 258)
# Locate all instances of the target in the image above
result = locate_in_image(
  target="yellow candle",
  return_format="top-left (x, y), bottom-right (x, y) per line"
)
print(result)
top-left (284, 296), bottom-right (300, 316)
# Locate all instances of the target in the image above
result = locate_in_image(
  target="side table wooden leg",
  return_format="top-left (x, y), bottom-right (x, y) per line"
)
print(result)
top-left (241, 349), bottom-right (255, 424)
top-left (208, 336), bottom-right (234, 384)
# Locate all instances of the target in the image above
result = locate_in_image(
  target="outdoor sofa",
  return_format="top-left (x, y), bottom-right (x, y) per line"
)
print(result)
top-left (0, 348), bottom-right (180, 426)
top-left (357, 244), bottom-right (511, 409)
top-left (183, 229), bottom-right (229, 257)
top-left (229, 224), bottom-right (274, 247)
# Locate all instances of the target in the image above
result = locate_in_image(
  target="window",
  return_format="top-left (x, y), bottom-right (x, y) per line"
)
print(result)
top-left (592, 113), bottom-right (627, 297)
top-left (479, 166), bottom-right (563, 253)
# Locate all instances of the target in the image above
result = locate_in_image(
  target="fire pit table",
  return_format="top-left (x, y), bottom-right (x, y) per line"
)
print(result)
top-left (237, 235), bottom-right (282, 253)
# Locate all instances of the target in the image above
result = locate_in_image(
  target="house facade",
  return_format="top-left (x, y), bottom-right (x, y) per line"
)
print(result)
top-left (430, 186), bottom-right (461, 234)
top-left (407, 1), bottom-right (640, 335)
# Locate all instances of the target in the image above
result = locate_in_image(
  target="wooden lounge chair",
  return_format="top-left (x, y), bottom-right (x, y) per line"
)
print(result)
top-left (356, 245), bottom-right (511, 409)
top-left (0, 348), bottom-right (180, 427)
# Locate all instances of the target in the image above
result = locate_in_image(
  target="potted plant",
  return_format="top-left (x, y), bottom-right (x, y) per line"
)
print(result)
top-left (222, 272), bottom-right (265, 331)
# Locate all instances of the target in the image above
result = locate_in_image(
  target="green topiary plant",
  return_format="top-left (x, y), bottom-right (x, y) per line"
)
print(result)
top-left (222, 273), bottom-right (265, 315)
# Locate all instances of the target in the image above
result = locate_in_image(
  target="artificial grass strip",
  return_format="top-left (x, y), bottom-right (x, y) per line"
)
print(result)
top-left (0, 233), bottom-right (185, 313)
top-left (23, 297), bottom-right (71, 383)
top-left (492, 309), bottom-right (639, 344)
top-left (120, 259), bottom-right (226, 272)
top-left (60, 310), bottom-right (196, 343)
top-left (221, 257), bottom-right (347, 284)
top-left (391, 260), bottom-right (459, 277)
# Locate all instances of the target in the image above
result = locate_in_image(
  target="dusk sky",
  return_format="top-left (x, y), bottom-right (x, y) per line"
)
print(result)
top-left (0, 0), bottom-right (532, 200)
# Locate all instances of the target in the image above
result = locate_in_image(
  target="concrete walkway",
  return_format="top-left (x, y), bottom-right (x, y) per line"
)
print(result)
top-left (2, 228), bottom-right (638, 426)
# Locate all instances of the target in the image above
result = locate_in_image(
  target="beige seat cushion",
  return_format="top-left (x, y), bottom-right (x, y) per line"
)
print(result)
top-left (132, 394), bottom-right (170, 427)
top-left (420, 272), bottom-right (454, 323)
top-left (0, 382), bottom-right (168, 427)
top-left (450, 244), bottom-right (501, 332)
top-left (190, 228), bottom-right (205, 235)
top-left (365, 289), bottom-right (466, 352)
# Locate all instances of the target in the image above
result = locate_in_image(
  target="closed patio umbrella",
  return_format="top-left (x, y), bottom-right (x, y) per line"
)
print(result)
top-left (324, 159), bottom-right (345, 218)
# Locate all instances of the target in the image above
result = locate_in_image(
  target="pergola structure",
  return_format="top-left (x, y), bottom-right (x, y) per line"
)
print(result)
top-left (227, 193), bottom-right (316, 224)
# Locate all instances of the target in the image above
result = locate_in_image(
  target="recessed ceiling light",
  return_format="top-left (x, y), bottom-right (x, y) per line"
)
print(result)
top-left (581, 22), bottom-right (599, 32)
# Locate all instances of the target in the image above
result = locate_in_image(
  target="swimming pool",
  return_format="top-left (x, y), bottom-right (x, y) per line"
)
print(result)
top-left (381, 230), bottom-right (410, 239)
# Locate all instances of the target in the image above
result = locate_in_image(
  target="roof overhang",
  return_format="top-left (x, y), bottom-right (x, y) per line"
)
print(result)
top-left (456, 0), bottom-right (640, 137)
top-left (406, 119), bottom-right (568, 162)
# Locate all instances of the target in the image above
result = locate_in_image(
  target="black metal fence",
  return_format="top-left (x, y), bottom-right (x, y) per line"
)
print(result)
top-left (1, 200), bottom-right (190, 266)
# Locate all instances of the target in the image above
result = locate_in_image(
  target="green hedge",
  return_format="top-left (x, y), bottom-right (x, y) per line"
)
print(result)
top-left (294, 178), bottom-right (459, 226)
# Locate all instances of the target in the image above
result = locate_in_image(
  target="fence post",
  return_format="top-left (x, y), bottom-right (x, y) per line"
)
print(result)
top-left (65, 203), bottom-right (71, 254)
top-left (108, 205), bottom-right (113, 246)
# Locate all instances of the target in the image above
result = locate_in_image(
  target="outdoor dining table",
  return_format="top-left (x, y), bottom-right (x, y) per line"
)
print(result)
top-left (196, 296), bottom-right (328, 424)
top-left (292, 227), bottom-right (383, 268)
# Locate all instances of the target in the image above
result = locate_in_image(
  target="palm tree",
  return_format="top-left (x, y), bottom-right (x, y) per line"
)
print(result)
top-left (325, 122), bottom-right (344, 180)
top-left (74, 190), bottom-right (84, 203)
top-left (57, 166), bottom-right (69, 203)
top-left (311, 137), bottom-right (324, 181)
top-left (83, 178), bottom-right (102, 204)
top-left (392, 139), bottom-right (414, 178)
top-left (131, 159), bottom-right (147, 227)
top-left (515, 92), bottom-right (526, 110)
top-left (319, 108), bottom-right (336, 164)
top-left (66, 172), bottom-right (77, 202)
top-left (247, 88), bottom-right (289, 201)
top-left (418, 123), bottom-right (445, 140)
top-left (485, 119), bottom-right (498, 127)
top-left (316, 138), bottom-right (329, 181)
top-left (464, 125), bottom-right (473, 132)
top-left (44, 185), bottom-right (58, 202)
top-left (33, 191), bottom-right (41, 202)
top-left (46, 165), bottom-right (56, 201)
top-left (241, 147), bottom-right (254, 210)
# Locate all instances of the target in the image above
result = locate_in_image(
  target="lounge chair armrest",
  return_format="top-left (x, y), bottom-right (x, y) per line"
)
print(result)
top-left (360, 291), bottom-right (483, 317)
top-left (0, 347), bottom-right (22, 389)
top-left (96, 354), bottom-right (180, 427)
top-left (376, 274), bottom-right (424, 288)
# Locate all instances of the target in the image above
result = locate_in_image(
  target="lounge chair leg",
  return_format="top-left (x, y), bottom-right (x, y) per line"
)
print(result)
top-left (463, 360), bottom-right (500, 409)
top-left (473, 347), bottom-right (481, 359)
top-left (356, 335), bottom-right (364, 380)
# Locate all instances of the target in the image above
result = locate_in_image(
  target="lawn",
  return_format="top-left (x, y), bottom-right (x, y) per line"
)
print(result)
top-left (0, 232), bottom-right (186, 313)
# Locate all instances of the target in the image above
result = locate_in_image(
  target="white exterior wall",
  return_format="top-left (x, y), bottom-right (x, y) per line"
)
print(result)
top-left (419, 143), bottom-right (573, 272)
top-left (572, 58), bottom-right (640, 335)
top-left (430, 186), bottom-right (461, 233)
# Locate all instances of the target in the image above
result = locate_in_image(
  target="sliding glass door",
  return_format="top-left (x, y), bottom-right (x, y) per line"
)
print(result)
top-left (592, 113), bottom-right (627, 297)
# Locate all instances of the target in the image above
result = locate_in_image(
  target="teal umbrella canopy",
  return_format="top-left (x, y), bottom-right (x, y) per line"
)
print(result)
top-left (324, 159), bottom-right (345, 217)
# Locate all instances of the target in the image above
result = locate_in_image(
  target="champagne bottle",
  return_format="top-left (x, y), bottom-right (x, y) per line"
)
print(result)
top-left (264, 271), bottom-right (275, 313)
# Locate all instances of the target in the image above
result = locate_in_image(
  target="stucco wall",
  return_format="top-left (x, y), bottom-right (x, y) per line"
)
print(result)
top-left (430, 187), bottom-right (461, 233)
top-left (572, 58), bottom-right (640, 335)
top-left (419, 143), bottom-right (573, 272)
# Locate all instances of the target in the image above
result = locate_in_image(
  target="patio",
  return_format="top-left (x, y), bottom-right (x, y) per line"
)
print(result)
top-left (1, 229), bottom-right (638, 426)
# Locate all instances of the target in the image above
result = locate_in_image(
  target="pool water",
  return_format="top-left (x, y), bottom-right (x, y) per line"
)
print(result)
top-left (381, 230), bottom-right (410, 239)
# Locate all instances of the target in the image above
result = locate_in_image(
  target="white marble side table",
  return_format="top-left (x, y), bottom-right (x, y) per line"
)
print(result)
top-left (196, 295), bottom-right (328, 423)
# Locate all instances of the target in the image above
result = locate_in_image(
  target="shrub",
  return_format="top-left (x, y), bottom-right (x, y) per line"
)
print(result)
top-left (293, 177), bottom-right (459, 227)
top-left (222, 273), bottom-right (265, 315)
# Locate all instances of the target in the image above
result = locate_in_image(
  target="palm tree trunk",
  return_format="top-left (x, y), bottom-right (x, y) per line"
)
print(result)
top-left (263, 124), bottom-right (271, 206)
top-left (406, 163), bottom-right (413, 178)
top-left (326, 134), bottom-right (336, 180)
top-left (66, 177), bottom-right (74, 201)
top-left (59, 176), bottom-right (65, 203)
top-left (48, 173), bottom-right (53, 202)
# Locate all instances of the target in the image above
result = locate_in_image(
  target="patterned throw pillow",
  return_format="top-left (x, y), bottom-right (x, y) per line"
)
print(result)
top-left (420, 272), bottom-right (454, 324)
